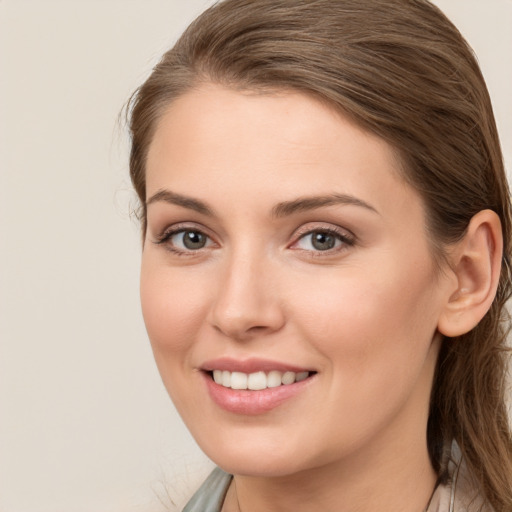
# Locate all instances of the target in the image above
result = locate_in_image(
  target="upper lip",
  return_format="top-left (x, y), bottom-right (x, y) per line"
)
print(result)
top-left (200, 357), bottom-right (314, 374)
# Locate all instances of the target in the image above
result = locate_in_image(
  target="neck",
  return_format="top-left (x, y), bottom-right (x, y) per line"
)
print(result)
top-left (225, 435), bottom-right (436, 512)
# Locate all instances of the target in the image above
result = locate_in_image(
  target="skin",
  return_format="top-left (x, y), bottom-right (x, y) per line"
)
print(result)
top-left (140, 84), bottom-right (461, 512)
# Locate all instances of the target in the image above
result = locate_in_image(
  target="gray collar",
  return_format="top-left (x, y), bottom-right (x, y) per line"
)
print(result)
top-left (183, 443), bottom-right (492, 512)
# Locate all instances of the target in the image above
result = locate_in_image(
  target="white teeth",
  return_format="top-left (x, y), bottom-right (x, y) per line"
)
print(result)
top-left (213, 370), bottom-right (222, 384)
top-left (230, 372), bottom-right (248, 390)
top-left (222, 370), bottom-right (231, 387)
top-left (267, 370), bottom-right (283, 388)
top-left (210, 369), bottom-right (312, 390)
top-left (281, 371), bottom-right (296, 385)
top-left (248, 371), bottom-right (267, 390)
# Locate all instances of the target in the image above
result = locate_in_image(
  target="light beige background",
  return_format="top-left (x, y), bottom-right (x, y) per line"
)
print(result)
top-left (0, 1), bottom-right (510, 511)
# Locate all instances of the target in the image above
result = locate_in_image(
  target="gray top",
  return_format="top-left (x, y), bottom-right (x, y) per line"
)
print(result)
top-left (427, 444), bottom-right (493, 512)
top-left (182, 467), bottom-right (231, 512)
top-left (182, 445), bottom-right (492, 512)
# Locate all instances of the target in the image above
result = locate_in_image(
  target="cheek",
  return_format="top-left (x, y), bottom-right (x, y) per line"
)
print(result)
top-left (286, 266), bottom-right (441, 450)
top-left (140, 261), bottom-right (208, 356)
top-left (292, 262), bottom-right (440, 379)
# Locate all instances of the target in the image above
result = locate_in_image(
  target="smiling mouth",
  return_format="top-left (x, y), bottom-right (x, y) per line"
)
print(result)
top-left (208, 370), bottom-right (316, 391)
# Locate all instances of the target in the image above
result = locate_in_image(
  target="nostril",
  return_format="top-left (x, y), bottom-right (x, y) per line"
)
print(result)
top-left (248, 325), bottom-right (270, 332)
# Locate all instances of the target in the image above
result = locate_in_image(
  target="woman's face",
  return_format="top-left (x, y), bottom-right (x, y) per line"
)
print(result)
top-left (141, 84), bottom-right (454, 477)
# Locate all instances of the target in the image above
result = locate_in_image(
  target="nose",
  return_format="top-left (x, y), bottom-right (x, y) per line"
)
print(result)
top-left (208, 253), bottom-right (286, 341)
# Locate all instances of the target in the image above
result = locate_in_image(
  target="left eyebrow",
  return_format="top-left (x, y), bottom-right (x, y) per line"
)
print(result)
top-left (272, 193), bottom-right (379, 218)
top-left (146, 189), bottom-right (214, 216)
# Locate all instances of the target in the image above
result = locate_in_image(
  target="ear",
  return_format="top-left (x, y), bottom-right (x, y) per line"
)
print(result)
top-left (437, 210), bottom-right (503, 338)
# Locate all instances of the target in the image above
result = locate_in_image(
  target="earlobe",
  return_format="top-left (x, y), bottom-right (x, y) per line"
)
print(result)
top-left (437, 210), bottom-right (503, 338)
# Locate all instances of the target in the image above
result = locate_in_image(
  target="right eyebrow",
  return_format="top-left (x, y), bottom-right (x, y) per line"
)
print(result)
top-left (271, 193), bottom-right (379, 218)
top-left (145, 189), bottom-right (214, 216)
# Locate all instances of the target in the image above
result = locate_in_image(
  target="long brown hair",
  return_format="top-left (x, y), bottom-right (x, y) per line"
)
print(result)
top-left (127, 1), bottom-right (512, 509)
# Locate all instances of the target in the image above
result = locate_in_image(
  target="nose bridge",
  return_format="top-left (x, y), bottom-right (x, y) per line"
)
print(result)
top-left (209, 244), bottom-right (284, 340)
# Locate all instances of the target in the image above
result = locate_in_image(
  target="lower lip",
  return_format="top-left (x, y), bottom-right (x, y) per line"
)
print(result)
top-left (203, 372), bottom-right (315, 415)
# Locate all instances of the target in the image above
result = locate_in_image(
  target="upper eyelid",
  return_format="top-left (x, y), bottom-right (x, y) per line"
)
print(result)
top-left (291, 223), bottom-right (356, 240)
top-left (154, 222), bottom-right (211, 238)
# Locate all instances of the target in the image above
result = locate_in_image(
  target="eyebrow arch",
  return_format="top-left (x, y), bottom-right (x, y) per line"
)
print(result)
top-left (272, 193), bottom-right (379, 218)
top-left (146, 189), bottom-right (214, 216)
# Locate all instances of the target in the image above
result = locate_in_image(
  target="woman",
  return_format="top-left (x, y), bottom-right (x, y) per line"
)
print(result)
top-left (127, 1), bottom-right (512, 510)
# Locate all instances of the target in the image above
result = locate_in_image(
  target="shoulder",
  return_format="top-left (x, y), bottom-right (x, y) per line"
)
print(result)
top-left (182, 467), bottom-right (232, 512)
top-left (427, 443), bottom-right (494, 512)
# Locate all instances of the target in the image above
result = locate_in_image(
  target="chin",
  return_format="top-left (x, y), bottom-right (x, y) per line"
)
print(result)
top-left (192, 426), bottom-right (323, 478)
top-left (214, 452), bottom-right (308, 478)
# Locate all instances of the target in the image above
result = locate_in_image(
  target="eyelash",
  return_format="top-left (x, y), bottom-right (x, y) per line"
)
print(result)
top-left (290, 226), bottom-right (356, 255)
top-left (153, 225), bottom-right (215, 257)
top-left (152, 225), bottom-right (356, 256)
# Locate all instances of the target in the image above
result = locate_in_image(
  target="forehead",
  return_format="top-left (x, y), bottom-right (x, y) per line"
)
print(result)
top-left (145, 83), bottom-right (421, 222)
